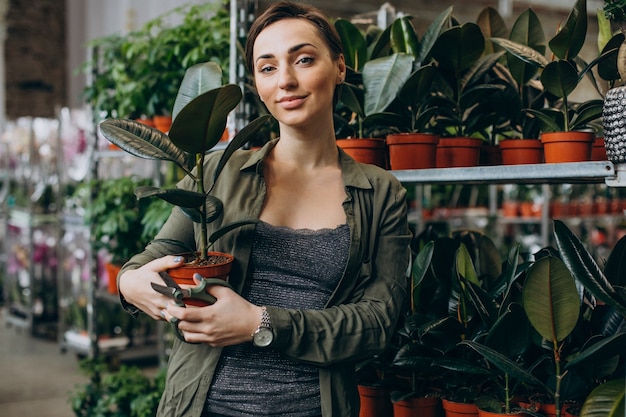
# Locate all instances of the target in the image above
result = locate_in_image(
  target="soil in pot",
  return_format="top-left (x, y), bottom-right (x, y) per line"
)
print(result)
top-left (540, 131), bottom-right (594, 163)
top-left (386, 133), bottom-right (438, 169)
top-left (166, 251), bottom-right (234, 306)
top-left (499, 139), bottom-right (543, 165)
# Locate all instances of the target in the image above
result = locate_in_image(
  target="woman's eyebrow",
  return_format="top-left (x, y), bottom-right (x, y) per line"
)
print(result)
top-left (256, 42), bottom-right (317, 63)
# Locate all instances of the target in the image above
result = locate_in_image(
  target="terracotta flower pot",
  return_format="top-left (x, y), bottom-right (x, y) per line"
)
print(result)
top-left (358, 385), bottom-right (393, 417)
top-left (479, 144), bottom-right (502, 166)
top-left (499, 139), bottom-right (543, 165)
top-left (591, 137), bottom-right (607, 161)
top-left (386, 133), bottom-right (438, 169)
top-left (442, 399), bottom-right (478, 417)
top-left (166, 251), bottom-right (234, 306)
top-left (393, 397), bottom-right (442, 417)
top-left (104, 262), bottom-right (122, 294)
top-left (540, 131), bottom-right (594, 163)
top-left (436, 137), bottom-right (483, 168)
top-left (337, 138), bottom-right (388, 168)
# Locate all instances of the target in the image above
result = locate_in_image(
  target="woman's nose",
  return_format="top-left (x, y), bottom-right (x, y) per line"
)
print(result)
top-left (277, 67), bottom-right (297, 89)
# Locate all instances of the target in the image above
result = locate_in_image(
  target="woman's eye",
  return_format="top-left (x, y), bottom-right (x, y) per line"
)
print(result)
top-left (259, 65), bottom-right (275, 74)
top-left (298, 56), bottom-right (314, 65)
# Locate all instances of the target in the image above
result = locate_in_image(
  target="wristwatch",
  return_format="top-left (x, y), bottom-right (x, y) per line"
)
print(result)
top-left (252, 306), bottom-right (273, 347)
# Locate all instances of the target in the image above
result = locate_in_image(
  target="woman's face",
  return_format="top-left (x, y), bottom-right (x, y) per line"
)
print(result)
top-left (252, 18), bottom-right (345, 130)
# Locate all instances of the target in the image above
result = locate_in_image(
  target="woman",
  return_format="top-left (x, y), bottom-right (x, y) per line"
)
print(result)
top-left (117, 2), bottom-right (411, 416)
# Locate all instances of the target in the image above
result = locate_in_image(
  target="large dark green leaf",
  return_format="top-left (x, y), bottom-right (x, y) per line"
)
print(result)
top-left (579, 379), bottom-right (625, 417)
top-left (337, 82), bottom-right (364, 119)
top-left (432, 23), bottom-right (485, 76)
top-left (212, 114), bottom-right (272, 185)
top-left (491, 37), bottom-right (548, 68)
top-left (540, 60), bottom-right (579, 99)
top-left (506, 8), bottom-right (546, 86)
top-left (548, 0), bottom-right (587, 60)
top-left (604, 234), bottom-right (626, 287)
top-left (484, 302), bottom-right (531, 360)
top-left (570, 100), bottom-right (603, 131)
top-left (390, 17), bottom-right (419, 58)
top-left (554, 219), bottom-right (626, 316)
top-left (99, 119), bottom-right (190, 172)
top-left (565, 332), bottom-right (626, 374)
top-left (134, 185), bottom-right (205, 208)
top-left (335, 19), bottom-right (367, 71)
top-left (418, 5), bottom-right (453, 64)
top-left (172, 62), bottom-right (223, 122)
top-left (460, 340), bottom-right (551, 394)
top-left (522, 256), bottom-right (579, 343)
top-left (597, 33), bottom-right (625, 82)
top-left (397, 64), bottom-right (436, 108)
top-left (363, 53), bottom-right (414, 115)
top-left (168, 84), bottom-right (242, 155)
top-left (209, 220), bottom-right (260, 245)
top-left (477, 6), bottom-right (508, 55)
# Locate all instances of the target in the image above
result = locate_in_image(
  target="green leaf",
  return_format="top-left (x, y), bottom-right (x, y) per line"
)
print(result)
top-left (540, 60), bottom-right (579, 99)
top-left (99, 119), bottom-right (191, 173)
top-left (397, 64), bottom-right (436, 108)
top-left (506, 8), bottom-right (546, 86)
top-left (491, 37), bottom-right (548, 68)
top-left (604, 234), bottom-right (626, 287)
top-left (418, 5), bottom-right (453, 64)
top-left (134, 186), bottom-right (205, 208)
top-left (363, 53), bottom-right (414, 115)
top-left (548, 0), bottom-right (587, 60)
top-left (477, 6), bottom-right (508, 55)
top-left (579, 380), bottom-right (625, 417)
top-left (554, 219), bottom-right (626, 315)
top-left (597, 33), bottom-right (625, 82)
top-left (455, 243), bottom-right (479, 284)
top-left (171, 62), bottom-right (223, 122)
top-left (208, 220), bottom-right (261, 244)
top-left (570, 100), bottom-right (603, 131)
top-left (565, 332), bottom-right (626, 372)
top-left (334, 19), bottom-right (367, 71)
top-left (168, 84), bottom-right (242, 155)
top-left (390, 17), bottom-right (419, 58)
top-left (432, 23), bottom-right (485, 75)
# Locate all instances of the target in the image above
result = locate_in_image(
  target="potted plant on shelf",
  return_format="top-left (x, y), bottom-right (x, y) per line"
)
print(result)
top-left (99, 61), bottom-right (270, 289)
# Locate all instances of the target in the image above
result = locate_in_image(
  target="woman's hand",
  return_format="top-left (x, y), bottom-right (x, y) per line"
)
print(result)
top-left (118, 255), bottom-right (185, 321)
top-left (161, 278), bottom-right (264, 347)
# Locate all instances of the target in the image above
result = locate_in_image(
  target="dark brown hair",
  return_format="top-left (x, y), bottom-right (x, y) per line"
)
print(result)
top-left (244, 1), bottom-right (344, 75)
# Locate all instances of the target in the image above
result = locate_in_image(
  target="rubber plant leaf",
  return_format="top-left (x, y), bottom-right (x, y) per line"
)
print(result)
top-left (525, 108), bottom-right (563, 133)
top-left (363, 53), bottom-right (414, 116)
top-left (540, 60), bottom-right (579, 99)
top-left (476, 6), bottom-right (508, 55)
top-left (548, 0), bottom-right (586, 60)
top-left (172, 62), bottom-right (223, 122)
top-left (337, 82), bottom-right (365, 119)
top-left (579, 379), bottom-right (625, 417)
top-left (554, 219), bottom-right (626, 316)
top-left (491, 37), bottom-right (549, 68)
top-left (208, 220), bottom-right (261, 245)
top-left (506, 8), bottom-right (546, 86)
top-left (431, 23), bottom-right (485, 76)
top-left (334, 19), bottom-right (367, 71)
top-left (412, 241), bottom-right (434, 313)
top-left (179, 195), bottom-right (224, 224)
top-left (484, 302), bottom-right (531, 361)
top-left (168, 84), bottom-right (242, 155)
top-left (522, 255), bottom-right (580, 343)
top-left (418, 5), bottom-right (453, 64)
top-left (597, 33), bottom-right (625, 82)
top-left (569, 100), bottom-right (603, 131)
top-left (565, 332), bottom-right (626, 374)
top-left (390, 16), bottom-right (419, 59)
top-left (367, 24), bottom-right (392, 60)
top-left (460, 340), bottom-right (551, 395)
top-left (397, 64), bottom-right (436, 108)
top-left (134, 185), bottom-right (206, 208)
top-left (99, 119), bottom-right (191, 173)
top-left (211, 114), bottom-right (272, 185)
top-left (463, 277), bottom-right (498, 330)
top-left (604, 234), bottom-right (626, 287)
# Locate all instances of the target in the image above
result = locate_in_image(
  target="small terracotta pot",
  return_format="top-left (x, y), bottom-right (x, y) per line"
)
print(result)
top-left (166, 251), bottom-right (234, 306)
top-left (386, 133), bottom-right (438, 169)
top-left (591, 137), bottom-right (608, 161)
top-left (153, 115), bottom-right (173, 133)
top-left (337, 138), bottom-right (388, 168)
top-left (502, 201), bottom-right (519, 217)
top-left (104, 262), bottom-right (122, 294)
top-left (358, 385), bottom-right (393, 417)
top-left (499, 139), bottom-right (543, 165)
top-left (442, 399), bottom-right (478, 417)
top-left (393, 397), bottom-right (442, 417)
top-left (436, 137), bottom-right (483, 168)
top-left (540, 131), bottom-right (594, 163)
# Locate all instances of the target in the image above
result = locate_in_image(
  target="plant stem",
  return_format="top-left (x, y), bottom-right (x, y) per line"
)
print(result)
top-left (196, 153), bottom-right (208, 260)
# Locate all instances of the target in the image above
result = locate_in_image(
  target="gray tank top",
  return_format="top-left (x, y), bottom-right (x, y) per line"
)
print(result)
top-left (205, 221), bottom-right (350, 417)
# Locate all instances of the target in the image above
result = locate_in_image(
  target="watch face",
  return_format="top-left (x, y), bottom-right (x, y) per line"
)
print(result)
top-left (253, 327), bottom-right (273, 347)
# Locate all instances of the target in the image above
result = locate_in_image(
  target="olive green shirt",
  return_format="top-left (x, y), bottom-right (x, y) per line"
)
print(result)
top-left (119, 139), bottom-right (412, 417)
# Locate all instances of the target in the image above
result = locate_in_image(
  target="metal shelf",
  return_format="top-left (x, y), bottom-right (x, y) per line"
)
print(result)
top-left (391, 161), bottom-right (622, 186)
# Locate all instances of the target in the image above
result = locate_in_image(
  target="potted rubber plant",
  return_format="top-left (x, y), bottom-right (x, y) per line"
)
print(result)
top-left (99, 61), bottom-right (270, 286)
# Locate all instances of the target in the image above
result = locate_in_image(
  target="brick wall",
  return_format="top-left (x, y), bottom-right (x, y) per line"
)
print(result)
top-left (5, 0), bottom-right (66, 118)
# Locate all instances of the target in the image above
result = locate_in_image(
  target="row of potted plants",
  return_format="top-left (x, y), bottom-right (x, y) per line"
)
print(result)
top-left (357, 219), bottom-right (626, 417)
top-left (330, 0), bottom-right (624, 170)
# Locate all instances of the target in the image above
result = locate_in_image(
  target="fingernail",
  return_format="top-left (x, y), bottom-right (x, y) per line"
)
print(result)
top-left (173, 256), bottom-right (183, 263)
